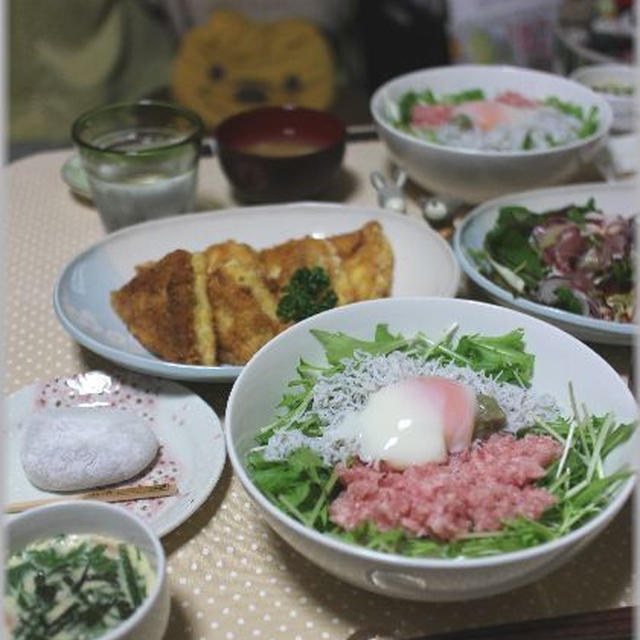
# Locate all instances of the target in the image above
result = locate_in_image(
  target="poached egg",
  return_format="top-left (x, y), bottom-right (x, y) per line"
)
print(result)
top-left (338, 376), bottom-right (477, 469)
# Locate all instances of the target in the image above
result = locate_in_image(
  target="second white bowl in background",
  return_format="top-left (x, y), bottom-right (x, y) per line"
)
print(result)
top-left (571, 64), bottom-right (636, 133)
top-left (371, 65), bottom-right (613, 203)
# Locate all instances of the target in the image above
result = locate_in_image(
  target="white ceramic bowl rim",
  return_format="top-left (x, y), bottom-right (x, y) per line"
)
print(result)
top-left (570, 63), bottom-right (635, 80)
top-left (453, 182), bottom-right (636, 338)
top-left (226, 296), bottom-right (635, 570)
top-left (6, 500), bottom-right (166, 640)
top-left (370, 64), bottom-right (613, 158)
top-left (570, 64), bottom-right (636, 107)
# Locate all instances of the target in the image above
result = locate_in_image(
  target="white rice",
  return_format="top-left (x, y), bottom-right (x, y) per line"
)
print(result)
top-left (263, 351), bottom-right (560, 465)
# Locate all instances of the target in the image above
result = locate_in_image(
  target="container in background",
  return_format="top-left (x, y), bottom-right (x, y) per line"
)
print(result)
top-left (72, 101), bottom-right (203, 231)
top-left (215, 105), bottom-right (346, 203)
top-left (571, 64), bottom-right (636, 133)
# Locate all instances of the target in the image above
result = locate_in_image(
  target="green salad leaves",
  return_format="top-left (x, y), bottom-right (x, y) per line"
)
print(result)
top-left (247, 448), bottom-right (339, 531)
top-left (543, 97), bottom-right (600, 138)
top-left (472, 198), bottom-right (635, 323)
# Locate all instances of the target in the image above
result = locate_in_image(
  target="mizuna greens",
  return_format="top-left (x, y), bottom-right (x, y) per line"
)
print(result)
top-left (247, 325), bottom-right (635, 558)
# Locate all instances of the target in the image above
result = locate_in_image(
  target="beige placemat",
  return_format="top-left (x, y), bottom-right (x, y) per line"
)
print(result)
top-left (6, 146), bottom-right (635, 640)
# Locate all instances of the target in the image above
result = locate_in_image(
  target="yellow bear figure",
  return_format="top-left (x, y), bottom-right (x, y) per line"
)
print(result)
top-left (171, 10), bottom-right (336, 128)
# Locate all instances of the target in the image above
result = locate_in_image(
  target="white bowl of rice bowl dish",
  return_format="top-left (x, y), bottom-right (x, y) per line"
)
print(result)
top-left (226, 297), bottom-right (637, 601)
top-left (370, 65), bottom-right (613, 204)
top-left (4, 501), bottom-right (170, 639)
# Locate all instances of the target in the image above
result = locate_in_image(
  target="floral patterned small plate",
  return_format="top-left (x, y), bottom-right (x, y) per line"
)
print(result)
top-left (6, 369), bottom-right (225, 537)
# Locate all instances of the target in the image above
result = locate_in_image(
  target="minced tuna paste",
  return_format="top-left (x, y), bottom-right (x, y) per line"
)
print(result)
top-left (329, 432), bottom-right (562, 541)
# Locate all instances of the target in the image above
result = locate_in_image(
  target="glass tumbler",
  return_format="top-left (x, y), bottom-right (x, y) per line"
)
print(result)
top-left (72, 101), bottom-right (204, 231)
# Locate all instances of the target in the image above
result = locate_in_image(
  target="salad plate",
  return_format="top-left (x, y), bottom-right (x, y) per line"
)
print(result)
top-left (5, 370), bottom-right (226, 537)
top-left (454, 182), bottom-right (635, 345)
top-left (54, 203), bottom-right (460, 382)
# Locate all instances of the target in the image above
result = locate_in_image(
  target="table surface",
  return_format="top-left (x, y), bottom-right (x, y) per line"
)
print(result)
top-left (6, 143), bottom-right (634, 640)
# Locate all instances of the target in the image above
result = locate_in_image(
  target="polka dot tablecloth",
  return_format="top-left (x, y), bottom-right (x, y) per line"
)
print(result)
top-left (6, 146), bottom-right (634, 640)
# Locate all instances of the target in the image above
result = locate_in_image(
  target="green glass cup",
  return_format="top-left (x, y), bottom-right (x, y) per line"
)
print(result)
top-left (72, 101), bottom-right (204, 231)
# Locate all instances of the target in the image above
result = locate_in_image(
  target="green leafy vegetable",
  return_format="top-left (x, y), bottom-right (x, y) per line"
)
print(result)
top-left (522, 131), bottom-right (534, 150)
top-left (564, 197), bottom-right (597, 223)
top-left (276, 266), bottom-right (337, 322)
top-left (397, 90), bottom-right (420, 124)
top-left (309, 324), bottom-right (535, 385)
top-left (544, 97), bottom-right (600, 138)
top-left (554, 287), bottom-right (584, 314)
top-left (310, 324), bottom-right (409, 365)
top-left (484, 206), bottom-right (548, 286)
top-left (247, 448), bottom-right (339, 530)
top-left (396, 89), bottom-right (437, 125)
top-left (578, 105), bottom-right (600, 138)
top-left (544, 95), bottom-right (584, 120)
top-left (442, 88), bottom-right (485, 105)
top-left (455, 329), bottom-right (534, 387)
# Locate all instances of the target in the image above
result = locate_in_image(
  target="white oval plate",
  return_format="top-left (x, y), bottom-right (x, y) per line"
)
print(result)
top-left (454, 182), bottom-right (636, 345)
top-left (6, 370), bottom-right (226, 537)
top-left (54, 203), bottom-right (460, 382)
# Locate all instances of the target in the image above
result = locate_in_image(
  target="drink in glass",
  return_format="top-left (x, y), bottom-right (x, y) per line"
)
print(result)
top-left (72, 102), bottom-right (204, 231)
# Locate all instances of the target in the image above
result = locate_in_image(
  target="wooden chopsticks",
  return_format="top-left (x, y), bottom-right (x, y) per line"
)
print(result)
top-left (350, 607), bottom-right (633, 640)
top-left (416, 606), bottom-right (633, 640)
top-left (6, 482), bottom-right (178, 514)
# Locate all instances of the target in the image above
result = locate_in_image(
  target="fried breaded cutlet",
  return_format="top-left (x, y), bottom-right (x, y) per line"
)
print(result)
top-left (202, 241), bottom-right (282, 365)
top-left (260, 220), bottom-right (394, 304)
top-left (111, 249), bottom-right (206, 365)
top-left (112, 242), bottom-right (282, 366)
top-left (259, 236), bottom-right (355, 305)
top-left (111, 221), bottom-right (394, 367)
top-left (201, 240), bottom-right (278, 320)
top-left (327, 221), bottom-right (394, 300)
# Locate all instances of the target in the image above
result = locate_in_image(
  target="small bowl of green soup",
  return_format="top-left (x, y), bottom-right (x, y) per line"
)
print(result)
top-left (4, 501), bottom-right (169, 640)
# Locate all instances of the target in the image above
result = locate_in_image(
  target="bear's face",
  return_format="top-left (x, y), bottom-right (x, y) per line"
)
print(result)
top-left (172, 11), bottom-right (335, 127)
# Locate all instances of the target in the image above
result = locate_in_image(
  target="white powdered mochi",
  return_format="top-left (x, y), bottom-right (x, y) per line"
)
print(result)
top-left (21, 407), bottom-right (160, 491)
